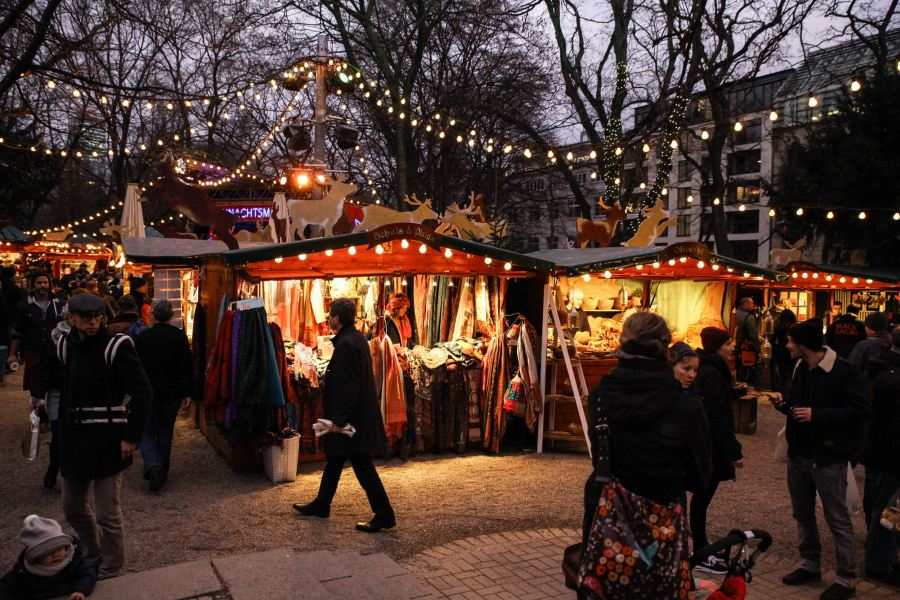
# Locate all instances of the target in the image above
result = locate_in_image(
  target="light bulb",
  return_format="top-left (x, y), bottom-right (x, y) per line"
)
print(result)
top-left (523, 148), bottom-right (532, 158)
top-left (768, 208), bottom-right (776, 217)
top-left (503, 262), bottom-right (512, 271)
top-left (713, 198), bottom-right (721, 206)
top-left (401, 239), bottom-right (410, 249)
top-left (858, 211), bottom-right (866, 220)
top-left (375, 245), bottom-right (384, 255)
top-left (444, 248), bottom-right (453, 258)
top-left (687, 195), bottom-right (693, 204)
top-left (274, 256), bottom-right (283, 264)
top-left (826, 210), bottom-right (834, 219)
top-left (850, 80), bottom-right (861, 92)
top-left (324, 249), bottom-right (334, 256)
top-left (697, 261), bottom-right (705, 269)
top-left (484, 256), bottom-right (492, 265)
top-left (642, 143), bottom-right (650, 153)
top-left (603, 270), bottom-right (612, 279)
top-left (582, 274), bottom-right (591, 283)
top-left (614, 147), bottom-right (623, 156)
top-left (670, 139), bottom-right (678, 149)
top-left (797, 208), bottom-right (805, 217)
top-left (734, 121), bottom-right (743, 132)
top-left (348, 245), bottom-right (357, 255)
top-left (419, 244), bottom-right (427, 254)
top-left (738, 204), bottom-right (746, 212)
top-left (668, 259), bottom-right (676, 266)
top-left (808, 96), bottom-right (818, 108)
top-left (893, 212), bottom-right (900, 221)
top-left (700, 130), bottom-right (709, 140)
top-left (652, 261), bottom-right (660, 268)
top-left (769, 111), bottom-right (778, 122)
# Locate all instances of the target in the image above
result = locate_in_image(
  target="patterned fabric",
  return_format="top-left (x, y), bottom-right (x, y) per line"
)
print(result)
top-left (578, 480), bottom-right (691, 599)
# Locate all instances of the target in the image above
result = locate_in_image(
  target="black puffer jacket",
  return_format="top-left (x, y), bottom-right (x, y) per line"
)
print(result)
top-left (587, 349), bottom-right (712, 504)
top-left (695, 350), bottom-right (743, 482)
top-left (0, 540), bottom-right (98, 600)
top-left (862, 348), bottom-right (900, 474)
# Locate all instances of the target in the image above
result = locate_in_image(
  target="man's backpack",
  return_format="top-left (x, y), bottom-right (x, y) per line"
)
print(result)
top-left (56, 332), bottom-right (133, 368)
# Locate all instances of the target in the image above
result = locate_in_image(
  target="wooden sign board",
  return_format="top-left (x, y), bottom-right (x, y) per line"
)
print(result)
top-left (367, 223), bottom-right (438, 248)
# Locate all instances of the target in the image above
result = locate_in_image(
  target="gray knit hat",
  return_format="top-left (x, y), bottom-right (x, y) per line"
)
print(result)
top-left (20, 514), bottom-right (73, 562)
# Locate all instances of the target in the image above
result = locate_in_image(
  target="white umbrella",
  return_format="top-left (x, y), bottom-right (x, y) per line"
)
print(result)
top-left (119, 183), bottom-right (146, 239)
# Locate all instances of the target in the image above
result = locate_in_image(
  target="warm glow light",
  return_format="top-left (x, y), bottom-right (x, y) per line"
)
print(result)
top-left (769, 111), bottom-right (779, 122)
top-left (738, 204), bottom-right (746, 212)
top-left (419, 244), bottom-right (427, 254)
top-left (696, 260), bottom-right (706, 269)
top-left (712, 264), bottom-right (720, 271)
top-left (668, 259), bottom-right (676, 266)
top-left (348, 246), bottom-right (357, 256)
top-left (858, 211), bottom-right (866, 220)
top-left (769, 208), bottom-right (776, 217)
top-left (808, 96), bottom-right (818, 108)
top-left (401, 239), bottom-right (410, 249)
top-left (734, 121), bottom-right (743, 132)
top-left (614, 147), bottom-right (623, 156)
top-left (603, 270), bottom-right (612, 279)
top-left (826, 210), bottom-right (834, 220)
top-left (503, 262), bottom-right (512, 271)
top-left (852, 277), bottom-right (859, 284)
top-left (796, 208), bottom-right (805, 216)
top-left (375, 245), bottom-right (385, 255)
top-left (484, 256), bottom-right (493, 265)
top-left (444, 248), bottom-right (453, 258)
top-left (295, 173), bottom-right (310, 188)
top-left (670, 139), bottom-right (678, 149)
top-left (274, 256), bottom-right (283, 264)
top-left (652, 261), bottom-right (660, 269)
top-left (582, 274), bottom-right (591, 283)
top-left (839, 277), bottom-right (847, 283)
top-left (802, 272), bottom-right (809, 279)
top-left (642, 143), bottom-right (650, 153)
top-left (700, 130), bottom-right (710, 140)
top-left (743, 272), bottom-right (751, 278)
top-left (894, 212), bottom-right (900, 221)
top-left (812, 272), bottom-right (819, 279)
top-left (687, 195), bottom-right (693, 204)
top-left (825, 275), bottom-right (832, 281)
top-left (636, 264), bottom-right (644, 270)
top-left (298, 253), bottom-right (307, 261)
top-left (866, 278), bottom-right (873, 284)
top-left (713, 198), bottom-right (721, 206)
top-left (850, 80), bottom-right (861, 92)
top-left (324, 249), bottom-right (334, 256)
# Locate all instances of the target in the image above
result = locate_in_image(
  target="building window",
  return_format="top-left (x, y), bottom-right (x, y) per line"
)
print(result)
top-left (733, 119), bottom-right (762, 145)
top-left (727, 149), bottom-right (761, 175)
top-left (727, 210), bottom-right (760, 234)
top-left (677, 188), bottom-right (692, 209)
top-left (730, 240), bottom-right (759, 264)
top-left (677, 214), bottom-right (692, 237)
top-left (526, 178), bottom-right (546, 193)
top-left (546, 235), bottom-right (558, 248)
top-left (728, 181), bottom-right (762, 205)
top-left (677, 160), bottom-right (693, 182)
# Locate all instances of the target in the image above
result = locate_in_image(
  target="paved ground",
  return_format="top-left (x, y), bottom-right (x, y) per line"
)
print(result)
top-left (1, 370), bottom-right (897, 598)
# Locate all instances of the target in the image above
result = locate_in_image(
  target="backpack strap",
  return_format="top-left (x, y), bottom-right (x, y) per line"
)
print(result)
top-left (104, 334), bottom-right (132, 368)
top-left (56, 332), bottom-right (69, 365)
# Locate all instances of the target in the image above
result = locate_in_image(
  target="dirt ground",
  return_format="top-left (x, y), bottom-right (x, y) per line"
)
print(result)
top-left (0, 372), bottom-right (866, 575)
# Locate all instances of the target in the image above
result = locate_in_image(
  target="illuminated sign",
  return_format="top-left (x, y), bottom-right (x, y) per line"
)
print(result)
top-left (224, 206), bottom-right (272, 220)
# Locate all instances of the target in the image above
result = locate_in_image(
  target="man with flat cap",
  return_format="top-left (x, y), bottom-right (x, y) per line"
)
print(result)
top-left (50, 293), bottom-right (152, 579)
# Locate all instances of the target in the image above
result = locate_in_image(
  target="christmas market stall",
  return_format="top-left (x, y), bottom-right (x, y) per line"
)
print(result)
top-left (20, 240), bottom-right (112, 279)
top-left (120, 237), bottom-right (229, 336)
top-left (757, 261), bottom-right (900, 325)
top-left (196, 225), bottom-right (553, 472)
top-left (528, 241), bottom-right (779, 453)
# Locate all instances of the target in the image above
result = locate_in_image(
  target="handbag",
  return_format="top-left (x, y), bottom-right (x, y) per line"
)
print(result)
top-left (563, 399), bottom-right (691, 598)
top-left (739, 341), bottom-right (758, 367)
top-left (503, 375), bottom-right (527, 417)
top-left (773, 426), bottom-right (788, 463)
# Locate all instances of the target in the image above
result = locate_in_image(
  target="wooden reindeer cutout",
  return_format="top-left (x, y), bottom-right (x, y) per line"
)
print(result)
top-left (287, 176), bottom-right (357, 239)
top-left (622, 198), bottom-right (669, 247)
top-left (142, 153), bottom-right (239, 249)
top-left (356, 194), bottom-right (440, 231)
top-left (576, 198), bottom-right (626, 247)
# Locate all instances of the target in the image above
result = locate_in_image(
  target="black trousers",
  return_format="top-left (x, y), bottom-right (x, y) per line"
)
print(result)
top-left (690, 479), bottom-right (721, 551)
top-left (316, 454), bottom-right (394, 519)
top-left (46, 420), bottom-right (60, 480)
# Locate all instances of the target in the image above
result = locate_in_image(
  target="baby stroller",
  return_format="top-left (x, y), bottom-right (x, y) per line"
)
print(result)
top-left (690, 529), bottom-right (773, 600)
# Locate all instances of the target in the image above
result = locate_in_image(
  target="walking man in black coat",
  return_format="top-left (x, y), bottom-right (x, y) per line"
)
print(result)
top-left (53, 293), bottom-right (152, 579)
top-left (293, 298), bottom-right (396, 532)
top-left (135, 300), bottom-right (193, 492)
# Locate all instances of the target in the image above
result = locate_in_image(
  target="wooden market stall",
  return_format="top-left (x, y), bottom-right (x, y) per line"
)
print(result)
top-left (20, 240), bottom-right (112, 279)
top-left (755, 261), bottom-right (900, 325)
top-left (528, 242), bottom-right (779, 454)
top-left (197, 224), bottom-right (553, 470)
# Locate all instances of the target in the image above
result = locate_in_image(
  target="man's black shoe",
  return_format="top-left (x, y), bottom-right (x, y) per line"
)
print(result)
top-left (782, 568), bottom-right (822, 586)
top-left (293, 502), bottom-right (330, 518)
top-left (147, 466), bottom-right (165, 492)
top-left (820, 583), bottom-right (855, 600)
top-left (355, 515), bottom-right (396, 533)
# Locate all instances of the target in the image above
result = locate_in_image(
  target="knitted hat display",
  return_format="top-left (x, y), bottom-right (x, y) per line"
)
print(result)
top-left (788, 319), bottom-right (824, 352)
top-left (700, 327), bottom-right (730, 354)
top-left (20, 515), bottom-right (73, 563)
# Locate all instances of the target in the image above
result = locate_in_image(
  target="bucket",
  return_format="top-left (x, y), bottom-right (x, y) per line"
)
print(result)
top-left (263, 434), bottom-right (300, 483)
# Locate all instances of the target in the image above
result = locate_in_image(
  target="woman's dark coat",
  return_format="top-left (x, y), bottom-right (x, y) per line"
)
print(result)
top-left (323, 324), bottom-right (385, 457)
top-left (695, 350), bottom-right (743, 482)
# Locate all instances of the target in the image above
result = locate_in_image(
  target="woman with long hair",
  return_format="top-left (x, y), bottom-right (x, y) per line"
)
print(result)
top-left (580, 313), bottom-right (711, 598)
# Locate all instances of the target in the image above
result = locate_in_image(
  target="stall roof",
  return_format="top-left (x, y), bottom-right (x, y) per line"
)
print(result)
top-left (529, 242), bottom-right (778, 281)
top-left (221, 226), bottom-right (553, 279)
top-left (779, 261), bottom-right (899, 290)
top-left (0, 226), bottom-right (28, 243)
top-left (123, 237), bottom-right (229, 266)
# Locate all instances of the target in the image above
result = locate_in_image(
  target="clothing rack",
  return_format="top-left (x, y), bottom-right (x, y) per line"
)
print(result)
top-left (229, 297), bottom-right (264, 312)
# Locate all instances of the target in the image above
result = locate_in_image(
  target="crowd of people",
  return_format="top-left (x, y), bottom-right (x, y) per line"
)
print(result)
top-left (580, 304), bottom-right (899, 600)
top-left (1, 264), bottom-right (193, 598)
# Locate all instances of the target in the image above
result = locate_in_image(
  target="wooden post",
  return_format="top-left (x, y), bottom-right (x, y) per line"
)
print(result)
top-left (548, 290), bottom-right (592, 457)
top-left (537, 281), bottom-right (550, 454)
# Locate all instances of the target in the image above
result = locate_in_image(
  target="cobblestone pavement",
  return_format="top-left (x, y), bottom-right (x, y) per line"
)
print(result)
top-left (407, 528), bottom-right (899, 600)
